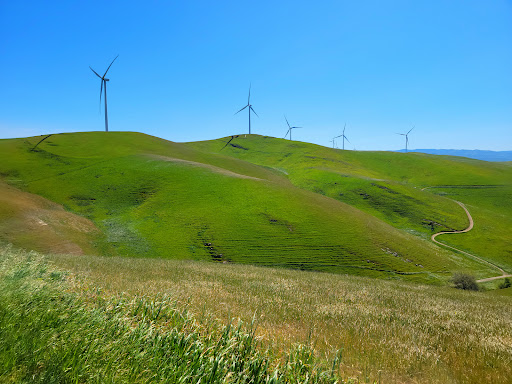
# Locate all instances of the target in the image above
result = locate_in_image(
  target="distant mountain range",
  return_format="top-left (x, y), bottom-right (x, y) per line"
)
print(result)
top-left (395, 149), bottom-right (512, 162)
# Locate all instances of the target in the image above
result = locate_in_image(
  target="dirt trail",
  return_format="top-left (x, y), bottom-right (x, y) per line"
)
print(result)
top-left (426, 195), bottom-right (510, 283)
top-left (146, 154), bottom-right (263, 181)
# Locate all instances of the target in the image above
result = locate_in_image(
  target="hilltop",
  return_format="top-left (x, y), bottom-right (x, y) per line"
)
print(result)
top-left (1, 132), bottom-right (510, 284)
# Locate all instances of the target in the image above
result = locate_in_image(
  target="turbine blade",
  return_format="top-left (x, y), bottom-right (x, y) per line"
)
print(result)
top-left (248, 83), bottom-right (251, 104)
top-left (292, 127), bottom-right (302, 129)
top-left (284, 128), bottom-right (290, 138)
top-left (408, 126), bottom-right (415, 135)
top-left (250, 106), bottom-right (258, 117)
top-left (89, 67), bottom-right (102, 78)
top-left (396, 133), bottom-right (405, 136)
top-left (343, 123), bottom-right (346, 134)
top-left (344, 135), bottom-right (351, 144)
top-left (235, 105), bottom-right (248, 115)
top-left (103, 54), bottom-right (119, 77)
top-left (99, 80), bottom-right (104, 105)
top-left (285, 116), bottom-right (291, 128)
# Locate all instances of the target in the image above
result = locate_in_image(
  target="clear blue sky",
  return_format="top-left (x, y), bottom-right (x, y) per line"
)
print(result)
top-left (1, 0), bottom-right (511, 150)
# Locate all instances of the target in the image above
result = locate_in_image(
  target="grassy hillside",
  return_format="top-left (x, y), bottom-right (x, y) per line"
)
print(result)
top-left (0, 181), bottom-right (104, 255)
top-left (186, 135), bottom-right (512, 273)
top-left (426, 185), bottom-right (512, 272)
top-left (0, 245), bottom-right (342, 384)
top-left (0, 132), bottom-right (504, 282)
top-left (4, 245), bottom-right (510, 384)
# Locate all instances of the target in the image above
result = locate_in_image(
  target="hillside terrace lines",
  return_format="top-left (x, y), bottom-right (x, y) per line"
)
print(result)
top-left (145, 154), bottom-right (263, 181)
top-left (1, 132), bottom-right (508, 285)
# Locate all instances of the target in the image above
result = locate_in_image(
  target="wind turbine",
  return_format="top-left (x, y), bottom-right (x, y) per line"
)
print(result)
top-left (89, 55), bottom-right (119, 132)
top-left (396, 126), bottom-right (414, 153)
top-left (335, 124), bottom-right (350, 150)
top-left (283, 116), bottom-right (302, 140)
top-left (235, 84), bottom-right (258, 134)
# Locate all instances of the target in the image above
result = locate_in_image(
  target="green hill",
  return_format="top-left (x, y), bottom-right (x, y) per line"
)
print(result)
top-left (0, 132), bottom-right (507, 283)
top-left (186, 135), bottom-right (512, 273)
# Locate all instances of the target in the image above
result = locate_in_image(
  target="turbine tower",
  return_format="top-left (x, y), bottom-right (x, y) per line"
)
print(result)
top-left (90, 55), bottom-right (119, 132)
top-left (396, 126), bottom-right (414, 153)
top-left (335, 124), bottom-right (350, 150)
top-left (235, 84), bottom-right (258, 134)
top-left (283, 116), bottom-right (302, 140)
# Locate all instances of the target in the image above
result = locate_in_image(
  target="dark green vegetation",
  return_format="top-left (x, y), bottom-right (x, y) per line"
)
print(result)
top-left (0, 132), bottom-right (510, 283)
top-left (451, 272), bottom-right (479, 291)
top-left (0, 245), bottom-right (344, 383)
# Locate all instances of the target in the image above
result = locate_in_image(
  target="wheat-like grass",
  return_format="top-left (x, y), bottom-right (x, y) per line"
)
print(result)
top-left (46, 250), bottom-right (512, 384)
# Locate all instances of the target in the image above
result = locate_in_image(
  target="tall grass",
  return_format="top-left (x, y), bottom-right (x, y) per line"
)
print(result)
top-left (0, 245), bottom-right (345, 383)
top-left (49, 249), bottom-right (512, 384)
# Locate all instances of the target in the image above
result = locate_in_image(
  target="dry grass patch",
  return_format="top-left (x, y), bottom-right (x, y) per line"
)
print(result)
top-left (50, 252), bottom-right (512, 384)
top-left (0, 182), bottom-right (101, 255)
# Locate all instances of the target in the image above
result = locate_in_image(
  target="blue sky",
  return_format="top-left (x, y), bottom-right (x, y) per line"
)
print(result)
top-left (1, 0), bottom-right (511, 150)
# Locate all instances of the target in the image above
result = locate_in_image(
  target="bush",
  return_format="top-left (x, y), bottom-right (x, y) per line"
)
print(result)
top-left (451, 273), bottom-right (479, 291)
top-left (499, 278), bottom-right (511, 289)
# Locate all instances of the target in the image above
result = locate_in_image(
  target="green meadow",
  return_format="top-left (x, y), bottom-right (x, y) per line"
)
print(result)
top-left (1, 131), bottom-right (511, 383)
top-left (187, 135), bottom-right (512, 275)
top-left (2, 131), bottom-right (503, 283)
top-left (426, 185), bottom-right (512, 272)
top-left (2, 244), bottom-right (511, 384)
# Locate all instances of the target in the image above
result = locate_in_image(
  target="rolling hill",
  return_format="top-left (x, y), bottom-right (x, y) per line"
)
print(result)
top-left (1, 131), bottom-right (509, 284)
top-left (186, 134), bottom-right (512, 276)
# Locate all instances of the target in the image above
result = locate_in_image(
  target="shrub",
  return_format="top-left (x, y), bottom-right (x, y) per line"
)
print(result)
top-left (451, 273), bottom-right (479, 291)
top-left (499, 278), bottom-right (511, 289)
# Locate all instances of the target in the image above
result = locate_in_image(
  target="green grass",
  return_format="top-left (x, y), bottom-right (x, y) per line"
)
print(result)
top-left (1, 131), bottom-right (497, 283)
top-left (6, 244), bottom-right (510, 384)
top-left (186, 135), bottom-right (512, 276)
top-left (0, 244), bottom-right (345, 383)
top-left (426, 185), bottom-right (512, 272)
top-left (1, 132), bottom-right (510, 382)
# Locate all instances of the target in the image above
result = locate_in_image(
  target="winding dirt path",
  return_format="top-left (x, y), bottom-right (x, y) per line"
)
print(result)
top-left (427, 196), bottom-right (511, 283)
